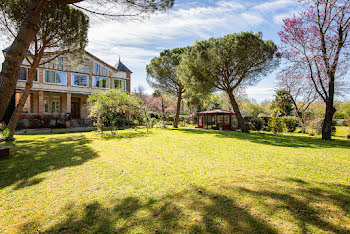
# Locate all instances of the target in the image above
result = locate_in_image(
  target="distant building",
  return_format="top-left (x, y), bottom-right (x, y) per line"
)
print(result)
top-left (197, 109), bottom-right (238, 130)
top-left (2, 48), bottom-right (131, 127)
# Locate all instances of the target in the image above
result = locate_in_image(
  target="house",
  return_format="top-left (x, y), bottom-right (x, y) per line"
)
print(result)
top-left (2, 47), bottom-right (131, 127)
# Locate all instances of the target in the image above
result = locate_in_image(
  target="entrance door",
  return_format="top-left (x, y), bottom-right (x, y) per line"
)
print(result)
top-left (71, 98), bottom-right (80, 119)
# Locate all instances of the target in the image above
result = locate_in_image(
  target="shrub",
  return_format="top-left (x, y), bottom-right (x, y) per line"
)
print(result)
top-left (261, 117), bottom-right (271, 131)
top-left (268, 116), bottom-right (286, 134)
top-left (306, 119), bottom-right (336, 136)
top-left (167, 115), bottom-right (175, 122)
top-left (249, 117), bottom-right (264, 131)
top-left (306, 118), bottom-right (322, 136)
top-left (115, 117), bottom-right (127, 129)
top-left (284, 116), bottom-right (299, 132)
top-left (2, 128), bottom-right (14, 139)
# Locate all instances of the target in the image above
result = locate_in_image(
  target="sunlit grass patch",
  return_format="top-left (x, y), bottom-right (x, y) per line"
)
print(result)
top-left (0, 128), bottom-right (349, 233)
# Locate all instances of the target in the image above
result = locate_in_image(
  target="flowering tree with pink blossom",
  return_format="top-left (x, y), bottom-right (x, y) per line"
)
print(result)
top-left (278, 0), bottom-right (350, 140)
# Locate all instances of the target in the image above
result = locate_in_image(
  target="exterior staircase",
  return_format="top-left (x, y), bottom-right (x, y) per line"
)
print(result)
top-left (71, 119), bottom-right (93, 128)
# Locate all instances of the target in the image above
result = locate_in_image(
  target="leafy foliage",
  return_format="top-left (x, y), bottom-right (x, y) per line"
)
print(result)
top-left (2, 128), bottom-right (14, 139)
top-left (268, 116), bottom-right (286, 134)
top-left (147, 48), bottom-right (187, 96)
top-left (284, 116), bottom-right (299, 133)
top-left (271, 90), bottom-right (294, 117)
top-left (247, 117), bottom-right (264, 131)
top-left (87, 89), bottom-right (140, 133)
top-left (179, 32), bottom-right (279, 133)
top-left (146, 48), bottom-right (187, 128)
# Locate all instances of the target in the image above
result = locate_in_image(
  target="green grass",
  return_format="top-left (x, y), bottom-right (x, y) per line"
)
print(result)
top-left (335, 126), bottom-right (350, 138)
top-left (0, 128), bottom-right (349, 233)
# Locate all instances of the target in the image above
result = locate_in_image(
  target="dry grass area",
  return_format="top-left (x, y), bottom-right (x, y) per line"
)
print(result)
top-left (0, 128), bottom-right (349, 233)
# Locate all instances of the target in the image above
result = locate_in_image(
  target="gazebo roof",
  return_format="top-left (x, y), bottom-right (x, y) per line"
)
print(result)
top-left (197, 109), bottom-right (234, 115)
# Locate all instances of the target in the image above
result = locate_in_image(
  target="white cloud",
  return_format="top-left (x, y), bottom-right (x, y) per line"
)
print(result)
top-left (273, 10), bottom-right (301, 24)
top-left (87, 1), bottom-right (255, 48)
top-left (253, 0), bottom-right (296, 11)
top-left (217, 1), bottom-right (245, 10)
top-left (246, 87), bottom-right (274, 94)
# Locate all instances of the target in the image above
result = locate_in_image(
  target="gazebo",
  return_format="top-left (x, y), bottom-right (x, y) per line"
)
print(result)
top-left (196, 109), bottom-right (238, 130)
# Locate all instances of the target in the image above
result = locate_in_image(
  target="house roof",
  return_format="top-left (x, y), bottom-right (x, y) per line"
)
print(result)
top-left (114, 59), bottom-right (132, 73)
top-left (197, 109), bottom-right (235, 115)
top-left (85, 50), bottom-right (132, 74)
top-left (84, 50), bottom-right (119, 73)
top-left (3, 46), bottom-right (33, 56)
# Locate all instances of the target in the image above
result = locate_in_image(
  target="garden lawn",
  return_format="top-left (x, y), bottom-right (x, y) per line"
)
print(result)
top-left (0, 128), bottom-right (349, 233)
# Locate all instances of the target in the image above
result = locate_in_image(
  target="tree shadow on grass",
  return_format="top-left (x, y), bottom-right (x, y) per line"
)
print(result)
top-left (0, 135), bottom-right (98, 189)
top-left (237, 178), bottom-right (350, 234)
top-left (38, 187), bottom-right (277, 233)
top-left (18, 178), bottom-right (350, 233)
top-left (174, 129), bottom-right (350, 149)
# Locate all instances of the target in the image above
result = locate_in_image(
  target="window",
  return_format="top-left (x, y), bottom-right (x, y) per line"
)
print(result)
top-left (93, 76), bottom-right (109, 88)
top-left (45, 70), bottom-right (67, 85)
top-left (58, 57), bottom-right (63, 69)
top-left (96, 63), bottom-right (100, 74)
top-left (72, 73), bottom-right (88, 87)
top-left (120, 80), bottom-right (126, 91)
top-left (52, 100), bottom-right (60, 113)
top-left (113, 79), bottom-right (126, 91)
top-left (102, 67), bottom-right (107, 76)
top-left (18, 67), bottom-right (38, 81)
top-left (19, 67), bottom-right (27, 80)
top-left (224, 115), bottom-right (230, 124)
top-left (113, 79), bottom-right (120, 89)
top-left (44, 100), bottom-right (49, 113)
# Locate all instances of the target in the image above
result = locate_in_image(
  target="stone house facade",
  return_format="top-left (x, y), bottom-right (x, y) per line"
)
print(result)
top-left (2, 48), bottom-right (131, 127)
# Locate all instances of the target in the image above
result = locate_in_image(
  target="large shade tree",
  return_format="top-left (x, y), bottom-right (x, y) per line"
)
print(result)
top-left (146, 48), bottom-right (187, 128)
top-left (179, 32), bottom-right (279, 133)
top-left (278, 0), bottom-right (350, 140)
top-left (0, 0), bottom-right (174, 121)
top-left (3, 4), bottom-right (89, 136)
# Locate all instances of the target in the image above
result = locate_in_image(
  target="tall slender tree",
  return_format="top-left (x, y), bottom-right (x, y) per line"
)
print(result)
top-left (0, 0), bottom-right (174, 121)
top-left (278, 0), bottom-right (350, 140)
top-left (146, 48), bottom-right (187, 128)
top-left (3, 4), bottom-right (89, 137)
top-left (179, 32), bottom-right (279, 133)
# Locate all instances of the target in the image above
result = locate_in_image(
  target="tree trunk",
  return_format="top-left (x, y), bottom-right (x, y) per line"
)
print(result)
top-left (322, 100), bottom-right (336, 140)
top-left (7, 55), bottom-right (42, 134)
top-left (322, 74), bottom-right (336, 140)
top-left (0, 0), bottom-right (45, 121)
top-left (174, 89), bottom-right (182, 128)
top-left (227, 90), bottom-right (249, 133)
top-left (2, 92), bottom-right (16, 125)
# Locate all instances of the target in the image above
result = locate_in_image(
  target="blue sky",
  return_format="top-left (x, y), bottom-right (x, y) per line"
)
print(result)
top-left (0, 0), bottom-right (300, 102)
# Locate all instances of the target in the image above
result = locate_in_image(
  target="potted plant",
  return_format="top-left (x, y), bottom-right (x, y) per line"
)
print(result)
top-left (65, 113), bottom-right (72, 128)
